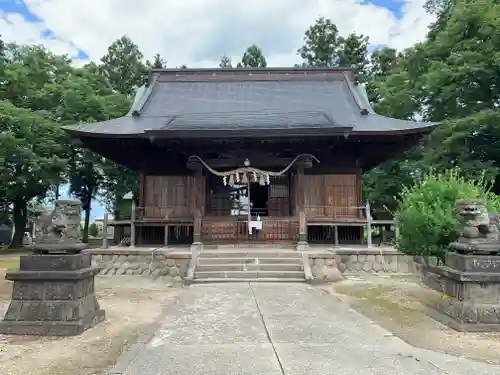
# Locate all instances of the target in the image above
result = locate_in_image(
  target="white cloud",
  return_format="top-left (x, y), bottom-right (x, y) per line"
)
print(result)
top-left (1, 0), bottom-right (435, 67)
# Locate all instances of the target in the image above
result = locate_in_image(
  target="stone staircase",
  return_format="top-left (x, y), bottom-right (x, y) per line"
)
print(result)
top-left (191, 249), bottom-right (306, 283)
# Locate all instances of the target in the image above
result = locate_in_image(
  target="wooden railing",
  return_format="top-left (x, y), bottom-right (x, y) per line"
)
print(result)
top-left (102, 201), bottom-right (398, 248)
top-left (305, 204), bottom-right (367, 220)
top-left (201, 218), bottom-right (298, 243)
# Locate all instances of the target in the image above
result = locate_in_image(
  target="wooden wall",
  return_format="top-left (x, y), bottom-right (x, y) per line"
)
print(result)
top-left (304, 174), bottom-right (360, 218)
top-left (143, 175), bottom-right (199, 218)
top-left (268, 175), bottom-right (290, 216)
top-left (142, 172), bottom-right (360, 220)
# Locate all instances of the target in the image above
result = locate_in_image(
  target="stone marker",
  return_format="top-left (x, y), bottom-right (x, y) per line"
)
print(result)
top-left (421, 199), bottom-right (500, 331)
top-left (0, 200), bottom-right (105, 336)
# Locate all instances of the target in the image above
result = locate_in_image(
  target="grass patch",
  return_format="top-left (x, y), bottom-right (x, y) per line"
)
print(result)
top-left (0, 256), bottom-right (17, 300)
top-left (0, 270), bottom-right (12, 300)
top-left (0, 246), bottom-right (30, 255)
top-left (335, 284), bottom-right (425, 326)
top-left (0, 256), bottom-right (20, 270)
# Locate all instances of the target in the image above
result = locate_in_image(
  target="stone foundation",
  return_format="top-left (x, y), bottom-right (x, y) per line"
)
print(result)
top-left (419, 252), bottom-right (500, 332)
top-left (85, 247), bottom-right (416, 284)
top-left (0, 253), bottom-right (105, 336)
top-left (308, 249), bottom-right (417, 281)
top-left (85, 249), bottom-right (191, 281)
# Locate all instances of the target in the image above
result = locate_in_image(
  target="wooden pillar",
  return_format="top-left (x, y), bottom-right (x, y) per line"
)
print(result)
top-left (102, 213), bottom-right (109, 249)
top-left (130, 200), bottom-right (136, 248)
top-left (296, 165), bottom-right (309, 250)
top-left (164, 225), bottom-right (169, 247)
top-left (366, 201), bottom-right (372, 248)
top-left (191, 168), bottom-right (203, 251)
top-left (139, 173), bottom-right (146, 207)
top-left (333, 225), bottom-right (339, 247)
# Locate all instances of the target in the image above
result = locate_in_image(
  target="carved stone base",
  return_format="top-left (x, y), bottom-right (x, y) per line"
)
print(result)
top-left (0, 253), bottom-right (105, 336)
top-left (427, 298), bottom-right (500, 332)
top-left (29, 243), bottom-right (87, 254)
top-left (450, 239), bottom-right (500, 255)
top-left (421, 253), bottom-right (500, 332)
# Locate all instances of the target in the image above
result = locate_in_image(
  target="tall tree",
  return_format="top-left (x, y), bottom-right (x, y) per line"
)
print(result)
top-left (0, 44), bottom-right (73, 110)
top-left (0, 44), bottom-right (74, 245)
top-left (98, 37), bottom-right (147, 228)
top-left (0, 101), bottom-right (66, 247)
top-left (362, 45), bottom-right (428, 211)
top-left (61, 70), bottom-right (130, 242)
top-left (297, 17), bottom-right (342, 67)
top-left (297, 17), bottom-right (369, 73)
top-left (237, 45), bottom-right (267, 68)
top-left (147, 53), bottom-right (167, 69)
top-left (219, 54), bottom-right (233, 68)
top-left (419, 0), bottom-right (500, 189)
top-left (370, 48), bottom-right (399, 78)
top-left (338, 33), bottom-right (369, 73)
top-left (364, 47), bottom-right (399, 103)
top-left (100, 35), bottom-right (148, 96)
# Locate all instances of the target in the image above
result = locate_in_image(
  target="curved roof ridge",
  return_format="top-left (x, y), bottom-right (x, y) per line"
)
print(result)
top-left (342, 72), bottom-right (373, 115)
top-left (127, 84), bottom-right (147, 116)
top-left (130, 74), bottom-right (158, 116)
top-left (357, 83), bottom-right (376, 114)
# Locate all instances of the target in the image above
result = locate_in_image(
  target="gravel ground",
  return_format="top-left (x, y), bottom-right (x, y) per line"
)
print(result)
top-left (327, 274), bottom-right (500, 364)
top-left (0, 274), bottom-right (182, 375)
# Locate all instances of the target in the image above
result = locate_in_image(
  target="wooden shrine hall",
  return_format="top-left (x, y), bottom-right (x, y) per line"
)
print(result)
top-left (66, 67), bottom-right (436, 249)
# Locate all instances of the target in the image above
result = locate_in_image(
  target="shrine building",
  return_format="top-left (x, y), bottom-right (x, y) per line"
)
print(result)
top-left (65, 67), bottom-right (435, 249)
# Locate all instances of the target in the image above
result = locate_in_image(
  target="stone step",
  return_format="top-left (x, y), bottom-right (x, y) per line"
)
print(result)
top-left (197, 257), bottom-right (302, 265)
top-left (196, 263), bottom-right (303, 272)
top-left (190, 278), bottom-right (305, 284)
top-left (194, 270), bottom-right (305, 279)
top-left (198, 251), bottom-right (302, 259)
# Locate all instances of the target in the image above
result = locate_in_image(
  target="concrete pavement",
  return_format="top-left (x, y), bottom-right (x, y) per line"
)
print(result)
top-left (111, 283), bottom-right (500, 375)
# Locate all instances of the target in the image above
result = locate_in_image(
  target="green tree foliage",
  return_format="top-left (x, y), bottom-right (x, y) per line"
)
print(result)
top-left (396, 169), bottom-right (500, 262)
top-left (298, 17), bottom-right (342, 67)
top-left (0, 100), bottom-right (66, 247)
top-left (416, 0), bottom-right (500, 194)
top-left (147, 53), bottom-right (167, 69)
top-left (338, 33), bottom-right (369, 73)
top-left (88, 222), bottom-right (99, 238)
top-left (61, 69), bottom-right (130, 243)
top-left (0, 39), bottom-right (135, 246)
top-left (219, 54), bottom-right (233, 68)
top-left (99, 35), bottom-right (148, 96)
top-left (237, 45), bottom-right (267, 68)
top-left (297, 17), bottom-right (369, 70)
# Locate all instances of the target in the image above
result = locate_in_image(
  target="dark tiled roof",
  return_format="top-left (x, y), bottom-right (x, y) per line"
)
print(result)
top-left (66, 68), bottom-right (435, 137)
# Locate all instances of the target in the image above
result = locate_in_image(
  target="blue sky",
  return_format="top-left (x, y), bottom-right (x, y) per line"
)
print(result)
top-left (0, 0), bottom-right (432, 219)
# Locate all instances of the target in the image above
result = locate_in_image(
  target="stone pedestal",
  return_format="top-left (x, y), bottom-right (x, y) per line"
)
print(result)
top-left (296, 233), bottom-right (309, 250)
top-left (0, 253), bottom-right (105, 336)
top-left (423, 252), bottom-right (500, 332)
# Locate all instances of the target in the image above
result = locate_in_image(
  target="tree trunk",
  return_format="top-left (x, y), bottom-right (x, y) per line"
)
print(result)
top-left (82, 200), bottom-right (91, 243)
top-left (10, 199), bottom-right (27, 249)
top-left (55, 185), bottom-right (60, 200)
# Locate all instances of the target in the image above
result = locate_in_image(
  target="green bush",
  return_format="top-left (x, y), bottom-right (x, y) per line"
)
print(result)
top-left (88, 222), bottom-right (99, 238)
top-left (395, 168), bottom-right (500, 261)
